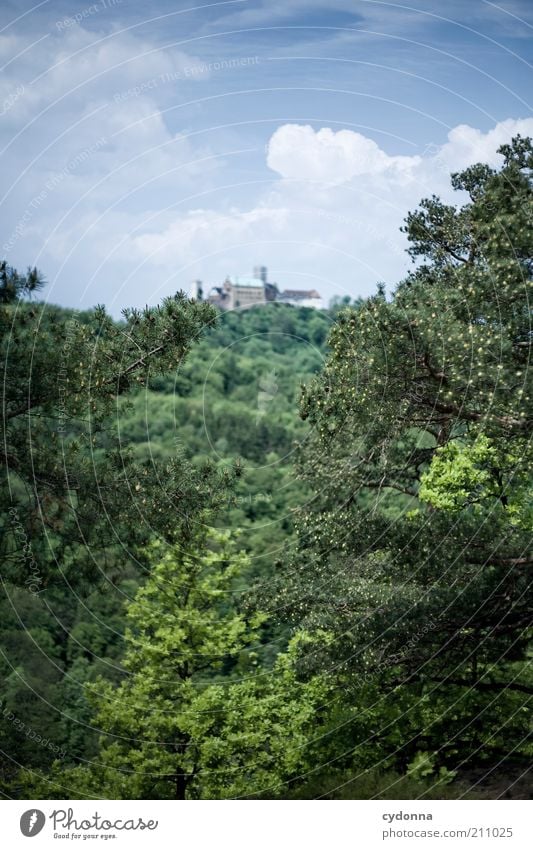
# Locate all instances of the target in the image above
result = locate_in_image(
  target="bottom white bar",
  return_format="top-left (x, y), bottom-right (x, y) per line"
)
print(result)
top-left (2, 799), bottom-right (531, 848)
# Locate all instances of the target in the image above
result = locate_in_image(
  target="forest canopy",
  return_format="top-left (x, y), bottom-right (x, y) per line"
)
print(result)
top-left (1, 137), bottom-right (531, 800)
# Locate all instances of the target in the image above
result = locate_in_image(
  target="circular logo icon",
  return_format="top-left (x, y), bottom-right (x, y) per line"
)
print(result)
top-left (20, 810), bottom-right (46, 837)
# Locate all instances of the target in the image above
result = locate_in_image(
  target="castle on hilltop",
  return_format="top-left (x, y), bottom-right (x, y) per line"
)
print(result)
top-left (189, 266), bottom-right (324, 310)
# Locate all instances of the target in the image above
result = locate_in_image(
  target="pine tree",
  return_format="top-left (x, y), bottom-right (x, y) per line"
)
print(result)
top-left (271, 136), bottom-right (532, 771)
top-left (1, 276), bottom-right (231, 589)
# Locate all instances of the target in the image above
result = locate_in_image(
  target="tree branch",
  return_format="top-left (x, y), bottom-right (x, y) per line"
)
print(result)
top-left (422, 352), bottom-right (448, 384)
top-left (416, 396), bottom-right (530, 432)
top-left (363, 480), bottom-right (418, 498)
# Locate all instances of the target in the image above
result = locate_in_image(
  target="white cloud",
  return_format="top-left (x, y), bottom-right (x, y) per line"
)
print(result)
top-left (437, 118), bottom-right (533, 169)
top-left (266, 118), bottom-right (533, 188)
top-left (267, 124), bottom-right (420, 184)
top-left (134, 206), bottom-right (291, 265)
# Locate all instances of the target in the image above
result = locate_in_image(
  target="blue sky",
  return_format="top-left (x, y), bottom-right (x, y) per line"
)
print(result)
top-left (0, 0), bottom-right (531, 312)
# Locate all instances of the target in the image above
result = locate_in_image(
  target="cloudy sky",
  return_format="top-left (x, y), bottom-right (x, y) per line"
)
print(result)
top-left (0, 0), bottom-right (531, 313)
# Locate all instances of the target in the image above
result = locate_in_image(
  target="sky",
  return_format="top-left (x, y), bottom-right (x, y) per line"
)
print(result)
top-left (0, 0), bottom-right (531, 313)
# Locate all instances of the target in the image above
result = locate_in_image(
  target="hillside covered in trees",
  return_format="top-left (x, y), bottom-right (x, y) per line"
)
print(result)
top-left (0, 137), bottom-right (531, 800)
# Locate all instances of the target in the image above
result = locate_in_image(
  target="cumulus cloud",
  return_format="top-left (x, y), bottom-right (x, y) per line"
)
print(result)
top-left (266, 119), bottom-right (533, 186)
top-left (267, 124), bottom-right (420, 183)
top-left (436, 118), bottom-right (533, 169)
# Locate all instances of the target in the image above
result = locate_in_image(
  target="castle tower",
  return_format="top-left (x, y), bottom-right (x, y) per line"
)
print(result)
top-left (253, 265), bottom-right (268, 284)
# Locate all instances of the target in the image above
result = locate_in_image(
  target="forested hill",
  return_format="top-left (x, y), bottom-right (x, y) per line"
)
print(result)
top-left (118, 302), bottom-right (333, 567)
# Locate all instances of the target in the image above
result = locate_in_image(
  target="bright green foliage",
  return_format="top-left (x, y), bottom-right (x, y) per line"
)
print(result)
top-left (88, 530), bottom-right (264, 799)
top-left (420, 434), bottom-right (532, 530)
top-left (406, 751), bottom-right (456, 785)
top-left (175, 631), bottom-right (331, 800)
top-left (21, 534), bottom-right (330, 800)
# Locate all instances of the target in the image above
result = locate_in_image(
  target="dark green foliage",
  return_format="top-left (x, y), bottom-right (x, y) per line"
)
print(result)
top-left (0, 261), bottom-right (44, 304)
top-left (266, 136), bottom-right (532, 775)
top-left (1, 291), bottom-right (231, 591)
top-left (118, 303), bottom-right (331, 566)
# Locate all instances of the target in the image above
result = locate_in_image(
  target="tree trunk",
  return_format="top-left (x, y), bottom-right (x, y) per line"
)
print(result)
top-left (175, 771), bottom-right (187, 800)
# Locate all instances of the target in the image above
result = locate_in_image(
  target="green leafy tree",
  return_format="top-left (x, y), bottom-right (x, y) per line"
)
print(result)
top-left (22, 532), bottom-right (330, 799)
top-left (90, 530), bottom-right (263, 800)
top-left (1, 274), bottom-right (236, 795)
